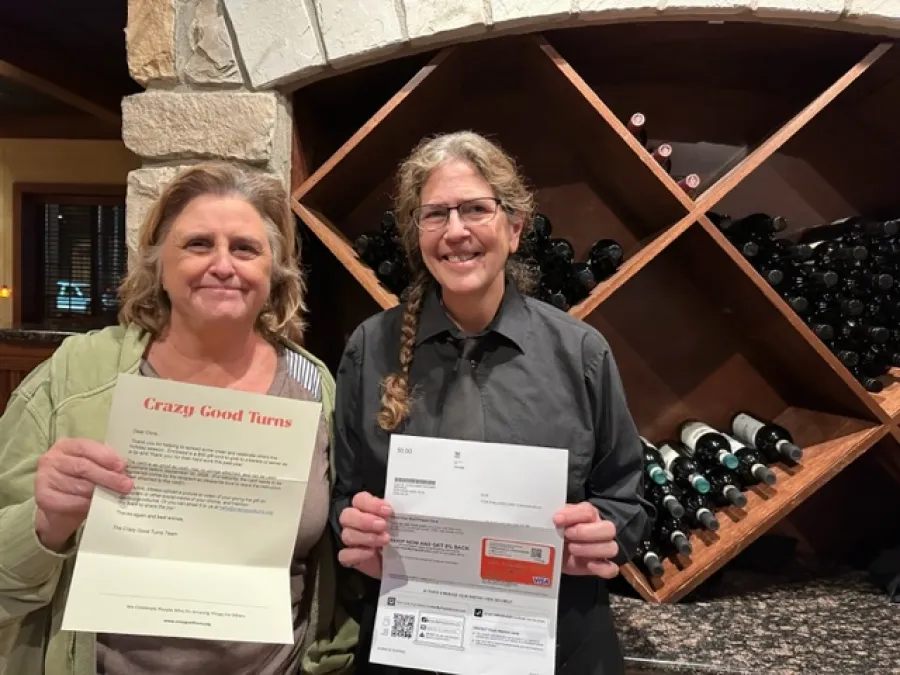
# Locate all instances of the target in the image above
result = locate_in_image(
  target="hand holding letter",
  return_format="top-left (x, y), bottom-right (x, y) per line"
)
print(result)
top-left (553, 502), bottom-right (619, 579)
top-left (338, 491), bottom-right (393, 578)
top-left (34, 437), bottom-right (133, 552)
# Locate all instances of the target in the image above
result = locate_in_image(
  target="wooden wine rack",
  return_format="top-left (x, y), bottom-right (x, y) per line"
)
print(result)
top-left (289, 22), bottom-right (900, 603)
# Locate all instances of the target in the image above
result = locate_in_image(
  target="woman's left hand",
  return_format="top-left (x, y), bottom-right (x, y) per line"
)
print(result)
top-left (553, 502), bottom-right (619, 579)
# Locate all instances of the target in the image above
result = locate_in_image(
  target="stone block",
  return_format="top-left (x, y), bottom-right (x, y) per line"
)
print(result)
top-left (402, 0), bottom-right (490, 43)
top-left (490, 0), bottom-right (574, 29)
top-left (661, 0), bottom-right (752, 13)
top-left (126, 0), bottom-right (177, 84)
top-left (126, 166), bottom-right (182, 264)
top-left (222, 0), bottom-right (326, 89)
top-left (177, 0), bottom-right (243, 85)
top-left (578, 0), bottom-right (661, 20)
top-left (754, 0), bottom-right (845, 20)
top-left (845, 0), bottom-right (900, 31)
top-left (315, 0), bottom-right (405, 65)
top-left (122, 92), bottom-right (290, 174)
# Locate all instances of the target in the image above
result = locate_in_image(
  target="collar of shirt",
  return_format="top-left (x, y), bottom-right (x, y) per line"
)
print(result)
top-left (414, 278), bottom-right (531, 352)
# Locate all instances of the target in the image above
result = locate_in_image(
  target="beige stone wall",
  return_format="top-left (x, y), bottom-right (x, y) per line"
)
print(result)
top-left (122, 0), bottom-right (900, 257)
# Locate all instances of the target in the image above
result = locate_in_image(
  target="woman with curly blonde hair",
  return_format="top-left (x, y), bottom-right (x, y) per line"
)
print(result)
top-left (331, 132), bottom-right (651, 675)
top-left (0, 161), bottom-right (355, 675)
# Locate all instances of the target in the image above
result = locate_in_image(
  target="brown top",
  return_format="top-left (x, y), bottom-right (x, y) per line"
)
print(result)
top-left (95, 349), bottom-right (331, 675)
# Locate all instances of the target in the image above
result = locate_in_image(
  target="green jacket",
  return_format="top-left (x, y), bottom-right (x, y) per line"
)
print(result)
top-left (0, 324), bottom-right (357, 675)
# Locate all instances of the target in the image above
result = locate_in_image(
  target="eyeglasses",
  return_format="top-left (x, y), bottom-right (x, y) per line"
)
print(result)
top-left (412, 197), bottom-right (504, 232)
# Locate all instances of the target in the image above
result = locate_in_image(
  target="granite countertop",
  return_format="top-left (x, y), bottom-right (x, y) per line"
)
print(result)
top-left (0, 325), bottom-right (87, 343)
top-left (612, 570), bottom-right (899, 674)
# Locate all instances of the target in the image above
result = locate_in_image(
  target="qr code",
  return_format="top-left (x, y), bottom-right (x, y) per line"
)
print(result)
top-left (391, 612), bottom-right (416, 639)
top-left (530, 547), bottom-right (544, 560)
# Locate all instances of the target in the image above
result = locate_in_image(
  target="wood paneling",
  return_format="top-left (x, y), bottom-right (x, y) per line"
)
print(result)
top-left (0, 340), bottom-right (57, 412)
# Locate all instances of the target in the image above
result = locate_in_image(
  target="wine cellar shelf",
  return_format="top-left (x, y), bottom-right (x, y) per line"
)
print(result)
top-left (290, 22), bottom-right (900, 603)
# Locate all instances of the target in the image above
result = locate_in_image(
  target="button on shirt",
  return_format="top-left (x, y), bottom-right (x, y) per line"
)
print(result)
top-left (330, 281), bottom-right (653, 564)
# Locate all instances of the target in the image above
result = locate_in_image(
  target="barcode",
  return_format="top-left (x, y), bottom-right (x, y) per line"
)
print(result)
top-left (530, 547), bottom-right (544, 560)
top-left (391, 612), bottom-right (416, 639)
top-left (394, 478), bottom-right (436, 486)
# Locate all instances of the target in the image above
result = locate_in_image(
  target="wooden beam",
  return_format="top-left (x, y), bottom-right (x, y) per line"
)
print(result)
top-left (0, 60), bottom-right (120, 126)
top-left (0, 20), bottom-right (134, 113)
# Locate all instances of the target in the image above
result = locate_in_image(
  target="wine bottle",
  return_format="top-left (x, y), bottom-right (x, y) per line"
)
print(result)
top-left (676, 420), bottom-right (740, 471)
top-left (656, 441), bottom-right (711, 494)
top-left (812, 292), bottom-right (864, 318)
top-left (586, 239), bottom-right (624, 282)
top-left (651, 143), bottom-right (673, 173)
top-left (634, 540), bottom-right (664, 578)
top-left (706, 211), bottom-right (733, 233)
top-left (822, 342), bottom-right (860, 368)
top-left (380, 210), bottom-right (401, 243)
top-left (540, 288), bottom-right (569, 312)
top-left (377, 258), bottom-right (410, 297)
top-left (572, 262), bottom-right (597, 293)
top-left (353, 232), bottom-right (388, 269)
top-left (851, 365), bottom-right (884, 392)
top-left (676, 174), bottom-right (701, 194)
top-left (535, 235), bottom-right (589, 310)
top-left (640, 437), bottom-right (668, 486)
top-left (730, 213), bottom-right (788, 238)
top-left (654, 515), bottom-right (692, 557)
top-left (532, 213), bottom-right (553, 242)
top-left (798, 215), bottom-right (899, 244)
top-left (807, 239), bottom-right (868, 265)
top-left (838, 318), bottom-right (890, 345)
top-left (518, 213), bottom-right (553, 266)
top-left (682, 492), bottom-right (720, 532)
top-left (704, 465), bottom-right (748, 508)
top-left (804, 319), bottom-right (835, 342)
top-left (863, 343), bottom-right (900, 369)
top-left (645, 481), bottom-right (686, 519)
top-left (731, 412), bottom-right (803, 463)
top-left (724, 435), bottom-right (778, 487)
top-left (626, 112), bottom-right (648, 146)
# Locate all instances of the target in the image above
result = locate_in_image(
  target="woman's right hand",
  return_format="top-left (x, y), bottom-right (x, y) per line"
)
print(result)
top-left (337, 491), bottom-right (393, 579)
top-left (33, 437), bottom-right (133, 552)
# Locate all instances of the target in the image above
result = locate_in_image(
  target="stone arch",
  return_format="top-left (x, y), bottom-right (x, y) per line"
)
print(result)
top-left (121, 0), bottom-right (899, 247)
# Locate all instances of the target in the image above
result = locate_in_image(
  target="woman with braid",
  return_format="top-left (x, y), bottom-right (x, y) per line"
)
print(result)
top-left (330, 131), bottom-right (653, 675)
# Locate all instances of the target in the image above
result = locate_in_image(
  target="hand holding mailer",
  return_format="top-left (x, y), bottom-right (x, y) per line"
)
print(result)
top-left (62, 373), bottom-right (321, 644)
top-left (371, 435), bottom-right (569, 675)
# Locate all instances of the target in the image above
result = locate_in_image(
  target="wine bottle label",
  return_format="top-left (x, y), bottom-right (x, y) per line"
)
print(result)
top-left (732, 413), bottom-right (764, 446)
top-left (724, 434), bottom-right (745, 452)
top-left (679, 420), bottom-right (718, 450)
top-left (657, 443), bottom-right (681, 470)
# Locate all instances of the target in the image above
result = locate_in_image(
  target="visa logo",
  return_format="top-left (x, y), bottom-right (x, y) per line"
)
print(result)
top-left (532, 576), bottom-right (550, 586)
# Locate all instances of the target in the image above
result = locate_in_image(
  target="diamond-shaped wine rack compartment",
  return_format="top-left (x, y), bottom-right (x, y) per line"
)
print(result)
top-left (290, 24), bottom-right (899, 603)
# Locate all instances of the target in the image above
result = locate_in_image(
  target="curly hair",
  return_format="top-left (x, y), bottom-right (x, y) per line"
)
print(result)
top-left (117, 161), bottom-right (306, 344)
top-left (376, 131), bottom-right (537, 431)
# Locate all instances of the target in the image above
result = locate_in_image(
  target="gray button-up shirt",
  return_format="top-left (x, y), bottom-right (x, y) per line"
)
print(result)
top-left (330, 280), bottom-right (653, 564)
